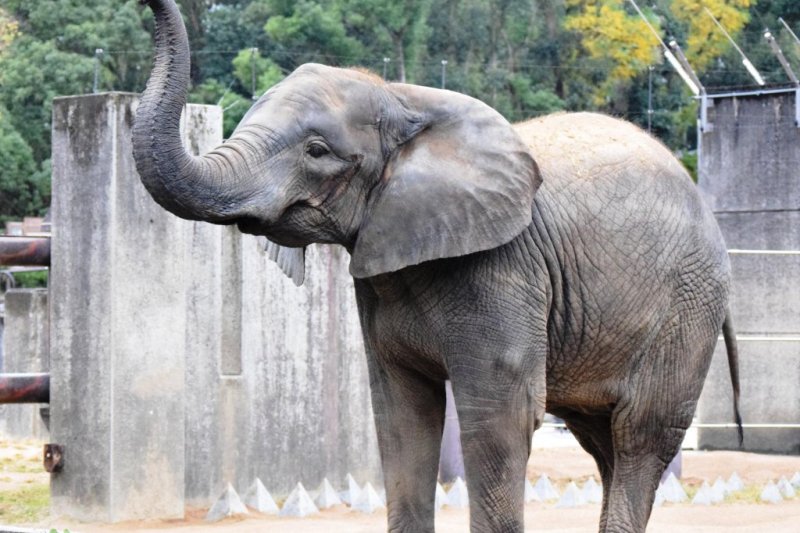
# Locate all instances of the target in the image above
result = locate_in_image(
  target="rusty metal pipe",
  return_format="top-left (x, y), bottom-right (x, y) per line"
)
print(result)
top-left (0, 373), bottom-right (50, 403)
top-left (0, 237), bottom-right (51, 266)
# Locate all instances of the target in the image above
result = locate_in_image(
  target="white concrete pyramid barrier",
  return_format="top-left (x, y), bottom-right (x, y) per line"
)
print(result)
top-left (314, 478), bottom-right (343, 509)
top-left (524, 478), bottom-right (541, 503)
top-left (660, 472), bottom-right (688, 503)
top-left (777, 476), bottom-right (796, 499)
top-left (206, 483), bottom-right (250, 522)
top-left (379, 487), bottom-right (387, 506)
top-left (710, 477), bottom-right (726, 503)
top-left (691, 481), bottom-right (714, 506)
top-left (760, 481), bottom-right (783, 504)
top-left (435, 483), bottom-right (448, 510)
top-left (534, 474), bottom-right (560, 501)
top-left (581, 478), bottom-right (602, 504)
top-left (447, 477), bottom-right (470, 508)
top-left (340, 473), bottom-right (362, 506)
top-left (244, 478), bottom-right (279, 514)
top-left (352, 482), bottom-right (386, 514)
top-left (790, 472), bottom-right (800, 489)
top-left (555, 481), bottom-right (587, 508)
top-left (279, 482), bottom-right (319, 517)
top-left (726, 472), bottom-right (744, 492)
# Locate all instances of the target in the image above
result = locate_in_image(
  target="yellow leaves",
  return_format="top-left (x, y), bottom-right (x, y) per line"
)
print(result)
top-left (565, 0), bottom-right (660, 104)
top-left (0, 9), bottom-right (19, 56)
top-left (671, 0), bottom-right (751, 71)
top-left (564, 0), bottom-right (753, 104)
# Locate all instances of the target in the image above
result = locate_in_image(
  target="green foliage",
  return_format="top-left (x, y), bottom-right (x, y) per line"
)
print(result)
top-left (0, 36), bottom-right (95, 161)
top-left (265, 1), bottom-right (364, 65)
top-left (189, 79), bottom-right (250, 138)
top-left (681, 151), bottom-right (698, 182)
top-left (0, 106), bottom-right (49, 222)
top-left (1, 0), bottom-right (798, 221)
top-left (232, 48), bottom-right (285, 97)
top-left (12, 270), bottom-right (49, 288)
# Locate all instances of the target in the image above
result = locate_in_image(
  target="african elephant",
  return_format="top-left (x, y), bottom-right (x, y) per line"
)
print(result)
top-left (133, 1), bottom-right (742, 531)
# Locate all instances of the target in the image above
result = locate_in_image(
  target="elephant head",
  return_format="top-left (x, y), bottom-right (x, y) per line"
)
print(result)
top-left (133, 0), bottom-right (541, 282)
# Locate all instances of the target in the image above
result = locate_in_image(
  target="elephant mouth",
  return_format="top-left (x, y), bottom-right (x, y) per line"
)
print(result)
top-left (235, 205), bottom-right (317, 248)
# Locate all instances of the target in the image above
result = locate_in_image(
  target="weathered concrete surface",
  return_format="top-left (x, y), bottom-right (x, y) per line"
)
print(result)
top-left (0, 289), bottom-right (49, 439)
top-left (725, 253), bottom-right (800, 335)
top-left (699, 339), bottom-right (800, 453)
top-left (183, 237), bottom-right (381, 504)
top-left (697, 90), bottom-right (800, 453)
top-left (49, 93), bottom-right (381, 521)
top-left (240, 241), bottom-right (380, 496)
top-left (49, 93), bottom-right (206, 521)
top-left (699, 91), bottom-right (800, 213)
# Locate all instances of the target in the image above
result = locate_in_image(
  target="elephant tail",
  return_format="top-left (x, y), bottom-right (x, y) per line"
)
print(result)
top-left (721, 308), bottom-right (744, 446)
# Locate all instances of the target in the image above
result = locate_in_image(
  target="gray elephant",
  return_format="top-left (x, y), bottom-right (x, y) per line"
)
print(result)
top-left (133, 2), bottom-right (742, 532)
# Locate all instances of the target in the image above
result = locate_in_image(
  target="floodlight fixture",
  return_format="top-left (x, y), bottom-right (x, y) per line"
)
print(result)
top-left (627, 0), bottom-right (700, 95)
top-left (704, 7), bottom-right (765, 86)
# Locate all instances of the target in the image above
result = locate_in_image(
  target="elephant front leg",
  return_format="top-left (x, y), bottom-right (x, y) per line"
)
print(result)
top-left (367, 358), bottom-right (446, 533)
top-left (450, 346), bottom-right (547, 533)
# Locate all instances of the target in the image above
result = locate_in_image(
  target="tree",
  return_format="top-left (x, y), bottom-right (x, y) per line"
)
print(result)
top-left (344, 0), bottom-right (433, 82)
top-left (668, 0), bottom-right (752, 72)
top-left (0, 36), bottom-right (96, 162)
top-left (232, 47), bottom-right (285, 98)
top-left (0, 8), bottom-right (19, 53)
top-left (264, 1), bottom-right (364, 66)
top-left (564, 0), bottom-right (659, 107)
top-left (0, 106), bottom-right (48, 223)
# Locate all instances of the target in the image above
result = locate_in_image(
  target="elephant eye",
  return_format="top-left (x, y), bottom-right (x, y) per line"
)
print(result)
top-left (306, 142), bottom-right (330, 158)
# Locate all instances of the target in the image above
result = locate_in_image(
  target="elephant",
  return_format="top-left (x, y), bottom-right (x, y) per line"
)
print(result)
top-left (133, 1), bottom-right (742, 531)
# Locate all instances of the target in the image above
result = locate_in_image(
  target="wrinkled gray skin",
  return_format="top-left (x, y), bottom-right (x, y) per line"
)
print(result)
top-left (133, 2), bottom-right (742, 531)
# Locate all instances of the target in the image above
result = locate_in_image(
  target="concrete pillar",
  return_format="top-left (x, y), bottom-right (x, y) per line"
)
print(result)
top-left (0, 288), bottom-right (49, 439)
top-left (697, 91), bottom-right (800, 453)
top-left (49, 93), bottom-right (223, 521)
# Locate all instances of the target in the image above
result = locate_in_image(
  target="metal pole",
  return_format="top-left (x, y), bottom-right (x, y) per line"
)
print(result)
top-left (764, 30), bottom-right (799, 85)
top-left (0, 236), bottom-right (51, 266)
top-left (0, 373), bottom-right (50, 404)
top-left (668, 40), bottom-right (704, 94)
top-left (383, 57), bottom-right (390, 80)
top-left (704, 7), bottom-right (765, 85)
top-left (93, 48), bottom-right (103, 94)
top-left (648, 65), bottom-right (654, 132)
top-left (779, 17), bottom-right (800, 48)
top-left (250, 47), bottom-right (258, 100)
top-left (628, 1), bottom-right (699, 95)
top-left (441, 60), bottom-right (448, 89)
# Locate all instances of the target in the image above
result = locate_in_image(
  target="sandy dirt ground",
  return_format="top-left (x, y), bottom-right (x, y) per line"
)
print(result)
top-left (21, 447), bottom-right (800, 533)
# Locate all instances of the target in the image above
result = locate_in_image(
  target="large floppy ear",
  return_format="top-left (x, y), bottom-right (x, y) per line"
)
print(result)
top-left (350, 84), bottom-right (541, 278)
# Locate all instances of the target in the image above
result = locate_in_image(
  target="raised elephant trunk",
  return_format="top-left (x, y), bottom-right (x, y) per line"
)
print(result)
top-left (133, 0), bottom-right (249, 222)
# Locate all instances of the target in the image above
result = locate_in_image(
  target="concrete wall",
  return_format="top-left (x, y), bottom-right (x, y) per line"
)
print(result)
top-left (697, 89), bottom-right (800, 453)
top-left (0, 289), bottom-right (49, 440)
top-left (48, 93), bottom-right (379, 522)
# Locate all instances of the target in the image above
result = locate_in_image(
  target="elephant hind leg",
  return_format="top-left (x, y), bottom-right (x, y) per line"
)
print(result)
top-left (560, 412), bottom-right (614, 531)
top-left (603, 400), bottom-right (691, 533)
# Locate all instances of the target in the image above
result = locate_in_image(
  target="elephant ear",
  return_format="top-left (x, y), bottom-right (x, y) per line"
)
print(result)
top-left (260, 238), bottom-right (306, 286)
top-left (350, 84), bottom-right (541, 279)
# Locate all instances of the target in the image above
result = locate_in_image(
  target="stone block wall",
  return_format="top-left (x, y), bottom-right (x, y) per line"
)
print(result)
top-left (697, 89), bottom-right (800, 453)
